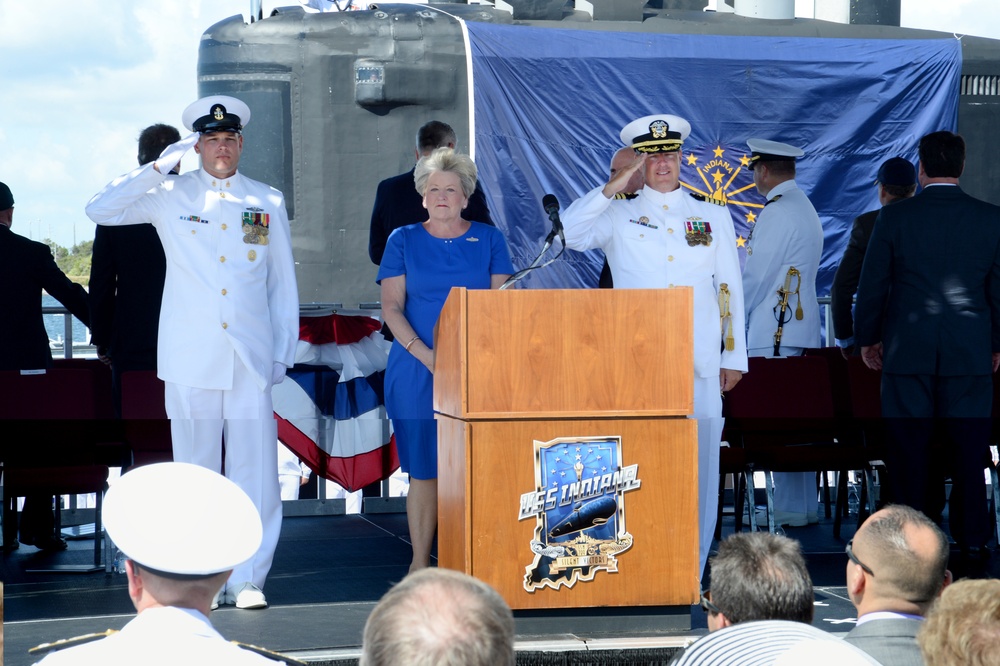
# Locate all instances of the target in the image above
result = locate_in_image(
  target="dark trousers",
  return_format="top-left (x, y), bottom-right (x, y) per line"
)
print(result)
top-left (881, 372), bottom-right (992, 548)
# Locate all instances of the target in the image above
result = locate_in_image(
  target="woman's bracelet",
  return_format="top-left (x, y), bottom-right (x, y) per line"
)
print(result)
top-left (404, 336), bottom-right (420, 352)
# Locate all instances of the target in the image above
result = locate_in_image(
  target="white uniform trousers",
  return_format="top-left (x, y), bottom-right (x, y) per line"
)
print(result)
top-left (165, 354), bottom-right (282, 590)
top-left (693, 374), bottom-right (723, 579)
top-left (747, 347), bottom-right (816, 519)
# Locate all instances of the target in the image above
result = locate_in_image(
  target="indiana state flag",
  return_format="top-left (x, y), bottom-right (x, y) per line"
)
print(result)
top-left (272, 312), bottom-right (398, 492)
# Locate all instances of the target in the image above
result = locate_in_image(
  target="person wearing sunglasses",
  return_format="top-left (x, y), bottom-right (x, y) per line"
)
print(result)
top-left (674, 532), bottom-right (879, 665)
top-left (844, 505), bottom-right (952, 666)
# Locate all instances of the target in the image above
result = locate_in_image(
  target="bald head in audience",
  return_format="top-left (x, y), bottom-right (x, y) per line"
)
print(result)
top-left (847, 504), bottom-right (951, 617)
top-left (359, 568), bottom-right (515, 666)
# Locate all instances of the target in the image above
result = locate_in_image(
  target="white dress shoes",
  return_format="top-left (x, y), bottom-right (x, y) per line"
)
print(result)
top-left (232, 582), bottom-right (268, 609)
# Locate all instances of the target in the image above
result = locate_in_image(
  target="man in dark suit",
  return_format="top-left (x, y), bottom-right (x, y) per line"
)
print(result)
top-left (844, 505), bottom-right (951, 665)
top-left (830, 157), bottom-right (916, 358)
top-left (0, 182), bottom-right (90, 368)
top-left (89, 123), bottom-right (178, 417)
top-left (855, 131), bottom-right (1000, 563)
top-left (0, 180), bottom-right (91, 552)
top-left (368, 120), bottom-right (493, 267)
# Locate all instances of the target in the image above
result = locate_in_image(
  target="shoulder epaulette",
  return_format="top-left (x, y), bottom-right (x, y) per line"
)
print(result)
top-left (612, 192), bottom-right (639, 200)
top-left (689, 192), bottom-right (726, 206)
top-left (234, 641), bottom-right (309, 665)
top-left (29, 630), bottom-right (118, 656)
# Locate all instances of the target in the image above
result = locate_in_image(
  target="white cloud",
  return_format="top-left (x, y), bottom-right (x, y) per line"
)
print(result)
top-left (0, 0), bottom-right (997, 248)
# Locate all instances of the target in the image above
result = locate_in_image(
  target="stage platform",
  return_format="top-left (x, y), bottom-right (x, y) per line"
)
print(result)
top-left (3, 508), bottom-right (997, 665)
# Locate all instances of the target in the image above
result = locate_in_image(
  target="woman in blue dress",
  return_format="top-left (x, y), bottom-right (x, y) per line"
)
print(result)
top-left (377, 148), bottom-right (514, 571)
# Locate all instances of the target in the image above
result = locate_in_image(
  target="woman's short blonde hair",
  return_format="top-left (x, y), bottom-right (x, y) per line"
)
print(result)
top-left (414, 147), bottom-right (478, 199)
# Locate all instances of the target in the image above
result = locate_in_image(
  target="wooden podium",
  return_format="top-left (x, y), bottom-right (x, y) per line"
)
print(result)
top-left (435, 288), bottom-right (699, 611)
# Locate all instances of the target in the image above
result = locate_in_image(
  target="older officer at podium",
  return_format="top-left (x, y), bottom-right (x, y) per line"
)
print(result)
top-left (561, 114), bottom-right (748, 575)
top-left (86, 96), bottom-right (299, 609)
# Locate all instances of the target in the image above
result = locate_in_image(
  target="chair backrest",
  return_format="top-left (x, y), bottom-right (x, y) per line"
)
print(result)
top-left (120, 371), bottom-right (172, 467)
top-left (120, 371), bottom-right (167, 419)
top-left (0, 369), bottom-right (98, 419)
top-left (52, 359), bottom-right (116, 419)
top-left (846, 356), bottom-right (882, 420)
top-left (724, 356), bottom-right (837, 447)
top-left (803, 347), bottom-right (852, 420)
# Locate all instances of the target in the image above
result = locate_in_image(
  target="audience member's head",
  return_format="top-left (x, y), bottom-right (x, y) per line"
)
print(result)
top-left (138, 123), bottom-right (182, 167)
top-left (917, 579), bottom-right (1000, 666)
top-left (918, 130), bottom-right (965, 181)
top-left (875, 156), bottom-right (917, 203)
top-left (416, 120), bottom-right (458, 157)
top-left (104, 462), bottom-right (262, 617)
top-left (703, 532), bottom-right (814, 630)
top-left (359, 568), bottom-right (515, 666)
top-left (0, 181), bottom-right (13, 227)
top-left (847, 504), bottom-right (951, 618)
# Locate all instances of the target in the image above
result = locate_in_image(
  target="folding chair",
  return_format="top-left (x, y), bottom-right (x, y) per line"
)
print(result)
top-left (723, 356), bottom-right (879, 536)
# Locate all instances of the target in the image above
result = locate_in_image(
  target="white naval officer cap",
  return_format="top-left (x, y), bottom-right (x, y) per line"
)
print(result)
top-left (104, 462), bottom-right (262, 576)
top-left (182, 95), bottom-right (251, 134)
top-left (620, 114), bottom-right (691, 154)
top-left (746, 138), bottom-right (805, 169)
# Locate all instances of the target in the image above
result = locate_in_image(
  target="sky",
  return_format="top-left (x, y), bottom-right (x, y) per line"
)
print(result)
top-left (1, 0), bottom-right (998, 250)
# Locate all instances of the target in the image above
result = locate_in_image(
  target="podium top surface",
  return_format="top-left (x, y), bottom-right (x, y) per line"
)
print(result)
top-left (434, 288), bottom-right (694, 419)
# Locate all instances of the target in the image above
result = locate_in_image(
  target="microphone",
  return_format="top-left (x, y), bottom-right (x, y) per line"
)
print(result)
top-left (542, 194), bottom-right (564, 245)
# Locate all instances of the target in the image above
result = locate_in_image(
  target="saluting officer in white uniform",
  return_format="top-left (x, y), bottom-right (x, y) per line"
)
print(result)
top-left (562, 114), bottom-right (748, 575)
top-left (742, 138), bottom-right (823, 528)
top-left (86, 96), bottom-right (298, 609)
top-left (32, 463), bottom-right (291, 665)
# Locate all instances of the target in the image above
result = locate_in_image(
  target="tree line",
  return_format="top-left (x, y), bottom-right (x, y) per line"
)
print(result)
top-left (45, 239), bottom-right (92, 286)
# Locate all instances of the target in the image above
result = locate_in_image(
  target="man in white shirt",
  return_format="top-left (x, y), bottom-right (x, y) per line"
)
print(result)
top-left (86, 96), bottom-right (299, 608)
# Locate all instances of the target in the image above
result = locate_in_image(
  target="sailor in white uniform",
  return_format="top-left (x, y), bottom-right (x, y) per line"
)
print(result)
top-left (31, 463), bottom-right (291, 665)
top-left (86, 96), bottom-right (299, 608)
top-left (743, 138), bottom-right (824, 528)
top-left (561, 114), bottom-right (748, 576)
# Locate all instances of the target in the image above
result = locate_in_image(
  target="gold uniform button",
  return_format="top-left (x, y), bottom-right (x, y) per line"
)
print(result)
top-left (639, 234), bottom-right (644, 239)
top-left (221, 289), bottom-right (227, 296)
top-left (221, 223), bottom-right (227, 230)
top-left (191, 230), bottom-right (196, 235)
top-left (220, 256), bottom-right (226, 263)
top-left (212, 180), bottom-right (217, 187)
top-left (668, 228), bottom-right (674, 234)
top-left (222, 322), bottom-right (228, 330)
top-left (668, 255), bottom-right (674, 262)
top-left (248, 249), bottom-right (257, 261)
top-left (662, 205), bottom-right (669, 211)
top-left (220, 193), bottom-right (226, 199)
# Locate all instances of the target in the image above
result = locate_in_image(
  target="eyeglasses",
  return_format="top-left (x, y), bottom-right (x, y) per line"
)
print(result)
top-left (845, 539), bottom-right (875, 577)
top-left (700, 589), bottom-right (722, 615)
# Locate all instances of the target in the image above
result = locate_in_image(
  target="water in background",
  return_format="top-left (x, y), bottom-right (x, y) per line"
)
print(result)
top-left (43, 293), bottom-right (89, 344)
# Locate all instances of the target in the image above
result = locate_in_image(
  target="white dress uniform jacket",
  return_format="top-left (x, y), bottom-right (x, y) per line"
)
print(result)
top-left (86, 164), bottom-right (298, 390)
top-left (562, 184), bottom-right (748, 377)
top-left (742, 179), bottom-right (823, 352)
top-left (32, 606), bottom-right (283, 666)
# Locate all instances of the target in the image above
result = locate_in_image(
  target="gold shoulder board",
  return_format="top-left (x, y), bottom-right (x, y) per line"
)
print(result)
top-left (29, 630), bottom-right (118, 656)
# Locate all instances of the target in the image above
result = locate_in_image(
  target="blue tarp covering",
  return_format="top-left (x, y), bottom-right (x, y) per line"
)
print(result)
top-left (467, 23), bottom-right (962, 294)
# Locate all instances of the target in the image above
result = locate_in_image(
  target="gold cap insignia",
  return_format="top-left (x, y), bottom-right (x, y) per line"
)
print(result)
top-left (650, 120), bottom-right (668, 139)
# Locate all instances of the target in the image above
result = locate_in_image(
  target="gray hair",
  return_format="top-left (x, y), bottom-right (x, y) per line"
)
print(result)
top-left (708, 532), bottom-right (814, 625)
top-left (414, 147), bottom-right (477, 199)
top-left (359, 568), bottom-right (515, 666)
top-left (918, 579), bottom-right (1000, 665)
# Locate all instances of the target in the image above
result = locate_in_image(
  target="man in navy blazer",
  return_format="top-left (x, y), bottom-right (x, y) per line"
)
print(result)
top-left (844, 505), bottom-right (951, 666)
top-left (855, 131), bottom-right (1000, 560)
top-left (0, 181), bottom-right (90, 371)
top-left (368, 120), bottom-right (493, 267)
top-left (89, 123), bottom-right (178, 417)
